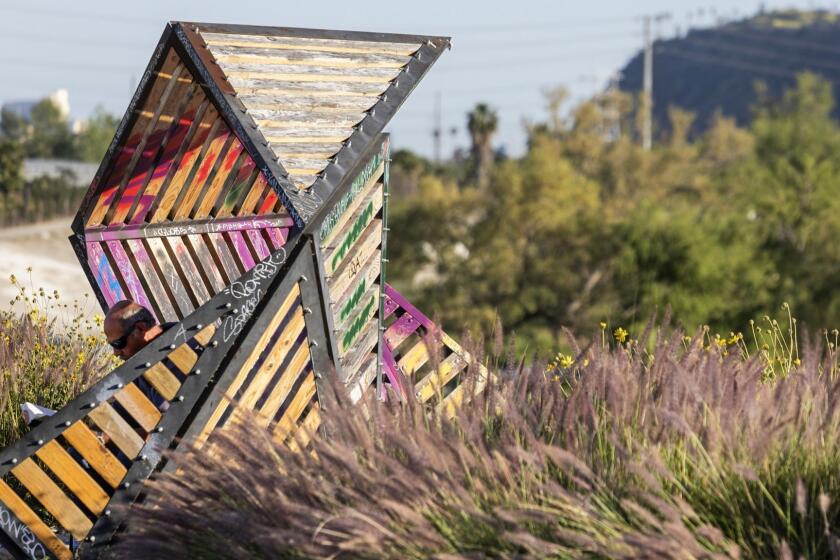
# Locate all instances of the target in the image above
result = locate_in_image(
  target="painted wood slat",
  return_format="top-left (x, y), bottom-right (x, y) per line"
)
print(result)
top-left (226, 71), bottom-right (390, 84)
top-left (232, 78), bottom-right (386, 95)
top-left (194, 286), bottom-right (300, 446)
top-left (272, 372), bottom-right (317, 442)
top-left (237, 308), bottom-right (306, 412)
top-left (286, 402), bottom-right (321, 452)
top-left (193, 138), bottom-right (244, 218)
top-left (320, 164), bottom-right (383, 248)
top-left (86, 52), bottom-right (182, 227)
top-left (125, 238), bottom-right (178, 321)
top-left (438, 368), bottom-right (491, 418)
top-left (341, 319), bottom-right (379, 376)
top-left (105, 70), bottom-right (196, 226)
top-left (202, 33), bottom-right (421, 56)
top-left (10, 459), bottom-right (93, 540)
top-left (167, 342), bottom-right (200, 375)
top-left (142, 363), bottom-right (181, 401)
top-left (216, 160), bottom-right (257, 217)
top-left (246, 229), bottom-right (271, 261)
top-left (117, 88), bottom-right (207, 225)
top-left (324, 189), bottom-right (383, 275)
top-left (244, 100), bottom-right (378, 115)
top-left (238, 172), bottom-right (268, 215)
top-left (226, 230), bottom-right (256, 271)
top-left (338, 290), bottom-right (378, 355)
top-left (210, 48), bottom-right (408, 68)
top-left (256, 189), bottom-right (279, 215)
top-left (62, 422), bottom-right (126, 488)
top-left (105, 240), bottom-right (154, 319)
top-left (383, 284), bottom-right (435, 330)
top-left (166, 236), bottom-right (212, 306)
top-left (86, 242), bottom-right (125, 307)
top-left (88, 403), bottom-right (145, 459)
top-left (218, 62), bottom-right (400, 81)
top-left (112, 382), bottom-right (161, 432)
top-left (256, 341), bottom-right (311, 426)
top-left (415, 352), bottom-right (469, 403)
top-left (384, 312), bottom-right (422, 350)
top-left (136, 100), bottom-right (216, 223)
top-left (145, 237), bottom-right (193, 316)
top-left (0, 479), bottom-right (73, 560)
top-left (327, 220), bottom-right (383, 282)
top-left (397, 341), bottom-right (430, 379)
top-left (331, 245), bottom-right (380, 310)
top-left (186, 234), bottom-right (227, 293)
top-left (348, 353), bottom-right (378, 403)
top-left (382, 342), bottom-right (409, 399)
top-left (336, 281), bottom-right (379, 334)
top-left (35, 440), bottom-right (110, 515)
top-left (206, 233), bottom-right (243, 284)
top-left (193, 324), bottom-right (216, 347)
top-left (172, 123), bottom-right (230, 220)
top-left (265, 227), bottom-right (288, 251)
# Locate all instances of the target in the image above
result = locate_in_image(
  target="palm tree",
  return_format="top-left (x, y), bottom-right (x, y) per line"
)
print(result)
top-left (467, 103), bottom-right (498, 189)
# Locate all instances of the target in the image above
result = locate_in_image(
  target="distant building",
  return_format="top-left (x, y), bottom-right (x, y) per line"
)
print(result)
top-left (22, 159), bottom-right (97, 187)
top-left (1, 89), bottom-right (71, 122)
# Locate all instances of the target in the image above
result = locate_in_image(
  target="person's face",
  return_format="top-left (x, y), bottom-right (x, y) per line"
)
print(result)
top-left (103, 318), bottom-right (150, 361)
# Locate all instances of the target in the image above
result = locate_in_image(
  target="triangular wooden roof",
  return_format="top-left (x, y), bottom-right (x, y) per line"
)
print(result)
top-left (72, 21), bottom-right (448, 236)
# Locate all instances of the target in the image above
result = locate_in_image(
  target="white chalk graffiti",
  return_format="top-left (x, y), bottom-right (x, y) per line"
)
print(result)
top-left (220, 249), bottom-right (288, 342)
top-left (0, 506), bottom-right (47, 560)
top-left (147, 225), bottom-right (198, 238)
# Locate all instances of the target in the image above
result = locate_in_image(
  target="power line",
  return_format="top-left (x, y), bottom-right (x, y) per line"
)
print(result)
top-left (2, 3), bottom-right (160, 25)
top-left (443, 14), bottom-right (636, 33)
top-left (436, 46), bottom-right (633, 73)
top-left (0, 58), bottom-right (138, 73)
top-left (0, 28), bottom-right (148, 50)
top-left (655, 48), bottom-right (809, 80)
top-left (676, 36), bottom-right (840, 73)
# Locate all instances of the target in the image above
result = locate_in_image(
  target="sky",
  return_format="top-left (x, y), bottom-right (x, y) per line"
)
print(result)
top-left (0, 0), bottom-right (835, 158)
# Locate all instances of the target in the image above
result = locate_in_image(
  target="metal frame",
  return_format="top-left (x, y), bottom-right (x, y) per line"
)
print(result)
top-left (167, 237), bottom-right (334, 456)
top-left (0, 243), bottom-right (292, 558)
top-left (377, 148), bottom-right (391, 396)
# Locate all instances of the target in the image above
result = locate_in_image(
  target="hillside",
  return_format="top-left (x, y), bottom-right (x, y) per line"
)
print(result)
top-left (619, 10), bottom-right (840, 136)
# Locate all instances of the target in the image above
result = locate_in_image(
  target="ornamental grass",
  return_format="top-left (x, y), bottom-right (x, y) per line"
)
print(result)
top-left (115, 312), bottom-right (840, 559)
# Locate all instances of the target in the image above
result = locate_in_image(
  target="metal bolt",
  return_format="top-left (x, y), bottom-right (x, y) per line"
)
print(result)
top-left (145, 362), bottom-right (151, 368)
top-left (315, 372), bottom-right (322, 380)
top-left (395, 80), bottom-right (400, 88)
top-left (64, 420), bottom-right (71, 427)
top-left (117, 383), bottom-right (124, 389)
top-left (196, 323), bottom-right (203, 330)
top-left (156, 427), bottom-right (164, 433)
top-left (89, 402), bottom-right (97, 409)
top-left (300, 275), bottom-right (308, 283)
top-left (11, 458), bottom-right (17, 465)
top-left (89, 536), bottom-right (96, 543)
top-left (104, 510), bottom-right (111, 517)
top-left (310, 340), bottom-right (319, 348)
top-left (212, 340), bottom-right (219, 347)
top-left (225, 302), bottom-right (232, 309)
top-left (194, 369), bottom-right (201, 375)
top-left (169, 343), bottom-right (176, 350)
top-left (178, 396), bottom-right (185, 402)
top-left (383, 227), bottom-right (391, 232)
top-left (231, 308), bottom-right (239, 314)
top-left (383, 192), bottom-right (391, 197)
top-left (37, 439), bottom-right (44, 445)
top-left (123, 482), bottom-right (130, 489)
top-left (347, 140), bottom-right (353, 148)
top-left (303, 307), bottom-right (312, 314)
top-left (381, 258), bottom-right (389, 263)
top-left (141, 455), bottom-right (148, 461)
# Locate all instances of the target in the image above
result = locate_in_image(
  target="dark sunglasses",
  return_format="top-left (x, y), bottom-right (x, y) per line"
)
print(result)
top-left (108, 323), bottom-right (138, 350)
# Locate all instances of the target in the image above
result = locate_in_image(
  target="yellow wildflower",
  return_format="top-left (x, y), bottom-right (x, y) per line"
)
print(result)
top-left (614, 327), bottom-right (628, 343)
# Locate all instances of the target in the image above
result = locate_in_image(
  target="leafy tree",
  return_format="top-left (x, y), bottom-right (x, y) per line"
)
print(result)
top-left (25, 99), bottom-right (76, 159)
top-left (75, 106), bottom-right (118, 162)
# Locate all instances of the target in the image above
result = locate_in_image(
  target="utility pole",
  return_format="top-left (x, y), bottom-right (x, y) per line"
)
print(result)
top-left (641, 12), bottom-right (669, 151)
top-left (433, 91), bottom-right (442, 164)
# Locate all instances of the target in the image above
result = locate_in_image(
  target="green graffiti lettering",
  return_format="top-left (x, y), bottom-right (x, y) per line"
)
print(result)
top-left (341, 295), bottom-right (375, 351)
top-left (330, 201), bottom-right (374, 272)
top-left (339, 279), bottom-right (367, 323)
top-left (319, 143), bottom-right (384, 241)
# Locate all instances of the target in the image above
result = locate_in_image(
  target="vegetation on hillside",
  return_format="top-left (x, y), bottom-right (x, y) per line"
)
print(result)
top-left (388, 72), bottom-right (840, 353)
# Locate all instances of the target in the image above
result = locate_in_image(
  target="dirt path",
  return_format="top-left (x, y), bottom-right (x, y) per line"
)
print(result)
top-left (0, 219), bottom-right (99, 317)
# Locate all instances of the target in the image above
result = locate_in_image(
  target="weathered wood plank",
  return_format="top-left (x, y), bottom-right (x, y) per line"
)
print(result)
top-left (0, 479), bottom-right (73, 560)
top-left (226, 230), bottom-right (256, 271)
top-left (256, 340), bottom-right (311, 426)
top-left (193, 138), bottom-right (244, 218)
top-left (142, 363), bottom-right (181, 401)
top-left (104, 240), bottom-right (154, 318)
top-left (62, 422), bottom-right (127, 488)
top-left (112, 382), bottom-right (161, 432)
top-left (415, 352), bottom-right (469, 403)
top-left (286, 401), bottom-right (321, 452)
top-left (233, 79), bottom-right (385, 95)
top-left (226, 71), bottom-right (390, 84)
top-left (210, 48), bottom-right (408, 68)
top-left (88, 403), bottom-right (145, 458)
top-left (202, 33), bottom-right (421, 56)
top-left (320, 165), bottom-right (383, 248)
top-left (340, 316), bottom-right (379, 374)
top-left (86, 241), bottom-right (125, 307)
top-left (220, 61), bottom-right (400, 80)
top-left (246, 229), bottom-right (271, 260)
top-left (194, 286), bottom-right (300, 447)
top-left (142, 103), bottom-right (219, 223)
top-left (167, 340), bottom-right (200, 375)
top-left (329, 248), bottom-right (380, 310)
top-left (397, 341), bottom-right (430, 378)
top-left (324, 189), bottom-right (383, 274)
top-left (273, 371), bottom-right (317, 442)
top-left (146, 237), bottom-right (193, 315)
top-left (11, 459), bottom-right (93, 539)
top-left (172, 122), bottom-right (230, 220)
top-left (384, 312), bottom-right (422, 350)
top-left (216, 161), bottom-right (257, 217)
top-left (35, 440), bottom-right (110, 515)
top-left (125, 238), bottom-right (178, 320)
top-left (186, 234), bottom-right (227, 293)
top-left (166, 236), bottom-right (211, 306)
top-left (205, 233), bottom-right (243, 284)
top-left (86, 51), bottom-right (182, 227)
top-left (238, 172), bottom-right (268, 215)
top-left (271, 141), bottom-right (344, 156)
top-left (327, 220), bottom-right (382, 282)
